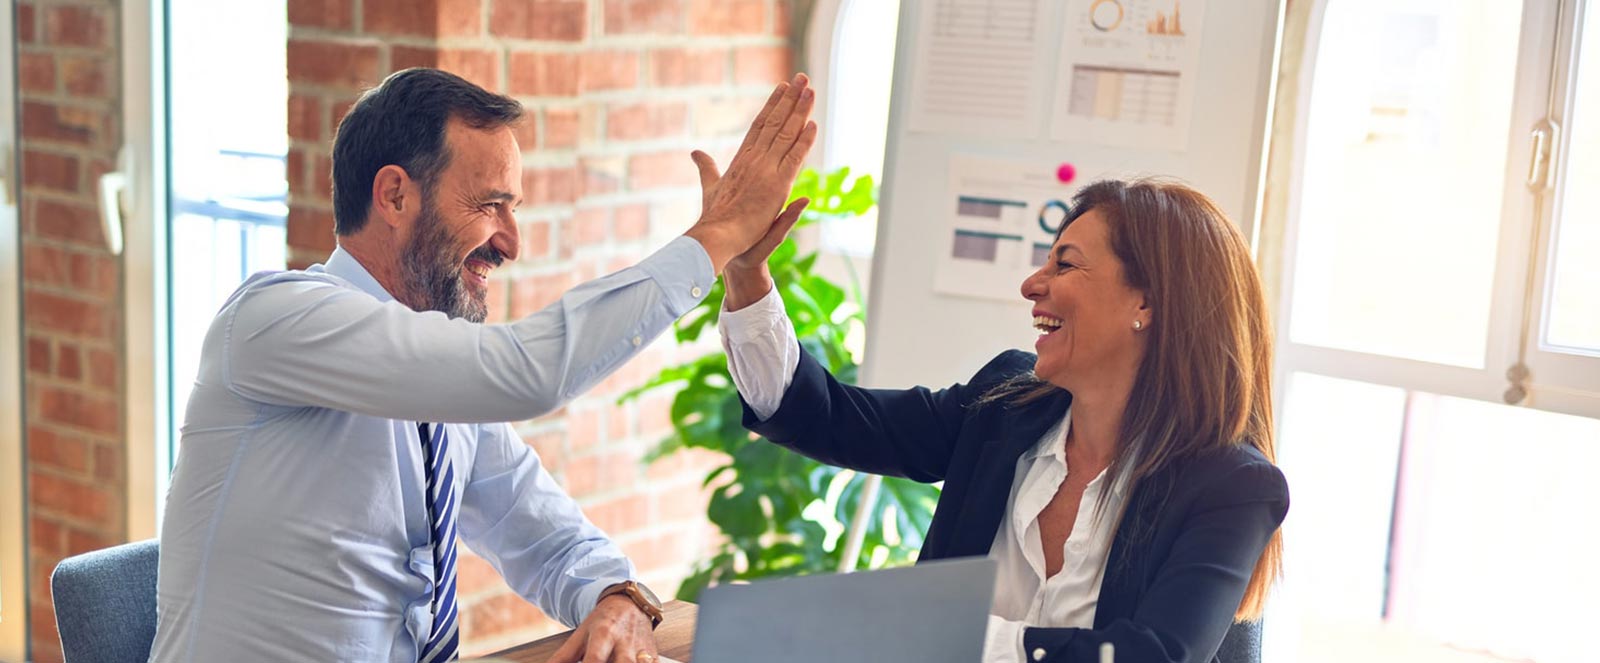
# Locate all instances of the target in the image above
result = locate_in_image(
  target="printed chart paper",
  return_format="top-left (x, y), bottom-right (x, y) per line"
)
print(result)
top-left (908, 0), bottom-right (1051, 138)
top-left (1050, 0), bottom-right (1207, 150)
top-left (936, 155), bottom-right (1098, 301)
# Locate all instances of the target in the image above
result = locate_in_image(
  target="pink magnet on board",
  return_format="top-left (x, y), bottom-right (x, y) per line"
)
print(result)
top-left (1056, 163), bottom-right (1077, 184)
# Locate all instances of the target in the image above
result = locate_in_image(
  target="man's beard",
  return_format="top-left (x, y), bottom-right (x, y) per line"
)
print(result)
top-left (398, 203), bottom-right (501, 323)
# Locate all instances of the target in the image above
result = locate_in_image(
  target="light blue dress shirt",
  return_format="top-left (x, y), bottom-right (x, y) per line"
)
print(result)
top-left (150, 237), bottom-right (714, 663)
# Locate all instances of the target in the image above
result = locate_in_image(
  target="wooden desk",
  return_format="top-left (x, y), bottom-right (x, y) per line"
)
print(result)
top-left (484, 601), bottom-right (698, 663)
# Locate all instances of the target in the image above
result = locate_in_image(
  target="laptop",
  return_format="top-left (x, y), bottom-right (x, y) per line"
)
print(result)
top-left (689, 557), bottom-right (998, 663)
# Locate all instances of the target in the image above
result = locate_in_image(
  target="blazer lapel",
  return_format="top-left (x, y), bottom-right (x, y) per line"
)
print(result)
top-left (946, 391), bottom-right (1072, 559)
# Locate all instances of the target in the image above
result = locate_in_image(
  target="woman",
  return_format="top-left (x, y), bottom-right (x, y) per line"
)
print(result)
top-left (715, 178), bottom-right (1288, 663)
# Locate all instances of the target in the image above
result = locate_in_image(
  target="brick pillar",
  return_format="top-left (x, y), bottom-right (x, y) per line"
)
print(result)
top-left (17, 1), bottom-right (125, 661)
top-left (287, 0), bottom-right (796, 654)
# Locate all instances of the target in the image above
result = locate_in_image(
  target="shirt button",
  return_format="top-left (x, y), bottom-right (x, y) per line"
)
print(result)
top-left (691, 286), bottom-right (703, 298)
top-left (1032, 647), bottom-right (1047, 661)
top-left (632, 335), bottom-right (643, 347)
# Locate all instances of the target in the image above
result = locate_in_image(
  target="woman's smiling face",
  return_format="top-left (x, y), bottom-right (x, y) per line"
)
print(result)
top-left (1020, 208), bottom-right (1151, 390)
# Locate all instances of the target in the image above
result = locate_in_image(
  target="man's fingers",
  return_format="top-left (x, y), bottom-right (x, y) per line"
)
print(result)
top-left (757, 73), bottom-right (808, 151)
top-left (583, 635), bottom-right (616, 663)
top-left (780, 121), bottom-right (819, 177)
top-left (546, 631), bottom-right (585, 663)
top-left (750, 197), bottom-right (808, 257)
top-left (770, 85), bottom-right (815, 156)
top-left (737, 82), bottom-right (789, 157)
top-left (690, 150), bottom-right (720, 190)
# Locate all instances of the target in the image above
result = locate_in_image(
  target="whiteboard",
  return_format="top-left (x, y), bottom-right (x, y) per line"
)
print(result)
top-left (860, 0), bottom-right (1283, 390)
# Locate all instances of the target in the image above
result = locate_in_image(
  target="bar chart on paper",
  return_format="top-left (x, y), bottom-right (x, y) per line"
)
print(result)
top-left (1052, 0), bottom-right (1206, 149)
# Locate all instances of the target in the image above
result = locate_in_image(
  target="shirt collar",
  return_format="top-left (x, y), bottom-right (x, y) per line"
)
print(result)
top-left (1024, 407), bottom-right (1131, 498)
top-left (316, 246), bottom-right (397, 303)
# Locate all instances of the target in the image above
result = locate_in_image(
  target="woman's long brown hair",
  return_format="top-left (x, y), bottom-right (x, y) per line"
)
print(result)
top-left (983, 178), bottom-right (1281, 621)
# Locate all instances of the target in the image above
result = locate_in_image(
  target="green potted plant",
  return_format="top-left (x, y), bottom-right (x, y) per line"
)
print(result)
top-left (620, 166), bottom-right (942, 600)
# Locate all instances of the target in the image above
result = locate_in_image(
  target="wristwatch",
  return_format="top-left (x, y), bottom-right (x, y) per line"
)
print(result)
top-left (598, 580), bottom-right (664, 629)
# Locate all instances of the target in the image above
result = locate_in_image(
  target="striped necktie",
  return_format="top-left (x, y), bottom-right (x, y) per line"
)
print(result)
top-left (418, 422), bottom-right (459, 663)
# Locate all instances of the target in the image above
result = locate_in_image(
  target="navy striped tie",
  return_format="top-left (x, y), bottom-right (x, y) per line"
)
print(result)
top-left (418, 422), bottom-right (459, 663)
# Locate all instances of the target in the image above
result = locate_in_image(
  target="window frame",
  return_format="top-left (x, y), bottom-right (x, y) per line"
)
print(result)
top-left (1, 0), bottom-right (30, 656)
top-left (1269, 0), bottom-right (1596, 421)
top-left (122, 0), bottom-right (171, 541)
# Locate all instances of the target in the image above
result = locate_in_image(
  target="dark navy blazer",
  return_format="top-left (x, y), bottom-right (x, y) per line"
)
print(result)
top-left (742, 349), bottom-right (1289, 663)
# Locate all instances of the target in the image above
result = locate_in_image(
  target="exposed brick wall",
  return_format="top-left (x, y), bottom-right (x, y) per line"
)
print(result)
top-left (286, 0), bottom-right (795, 654)
top-left (17, 1), bottom-right (125, 661)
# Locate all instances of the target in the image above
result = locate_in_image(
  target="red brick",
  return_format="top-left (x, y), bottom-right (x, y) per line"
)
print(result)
top-left (570, 207), bottom-right (610, 248)
top-left (568, 407), bottom-right (602, 450)
top-left (688, 0), bottom-right (764, 35)
top-left (619, 532), bottom-right (695, 574)
top-left (615, 204), bottom-right (650, 241)
top-left (392, 46), bottom-right (503, 93)
top-left (22, 149), bottom-right (79, 193)
top-left (692, 95), bottom-right (766, 137)
top-left (288, 0), bottom-right (354, 30)
top-left (92, 443), bottom-right (121, 482)
top-left (773, 0), bottom-right (793, 36)
top-left (30, 602), bottom-right (63, 663)
top-left (35, 383), bottom-right (119, 435)
top-left (656, 482), bottom-right (712, 522)
top-left (66, 527), bottom-right (116, 556)
top-left (490, 0), bottom-right (586, 41)
top-left (23, 243), bottom-right (71, 288)
top-left (578, 155), bottom-right (624, 197)
top-left (287, 39), bottom-right (381, 90)
top-left (457, 551), bottom-right (504, 598)
top-left (18, 3), bottom-right (35, 43)
top-left (19, 51), bottom-right (54, 93)
top-left (511, 117), bottom-right (539, 151)
top-left (287, 206), bottom-right (337, 254)
top-left (524, 430), bottom-right (567, 472)
top-left (461, 591), bottom-right (557, 643)
top-left (87, 348), bottom-right (117, 392)
top-left (56, 343), bottom-right (82, 380)
top-left (507, 52), bottom-right (580, 97)
top-left (543, 107), bottom-right (581, 148)
top-left (603, 0), bottom-right (682, 34)
top-left (627, 150), bottom-right (697, 190)
top-left (583, 494), bottom-right (649, 533)
top-left (363, 0), bottom-right (481, 37)
top-left (288, 94), bottom-right (322, 142)
top-left (286, 148), bottom-right (308, 199)
top-left (314, 154), bottom-right (335, 201)
top-left (29, 471), bottom-right (112, 525)
top-left (520, 220), bottom-right (552, 259)
top-left (561, 449), bottom-right (639, 496)
top-left (648, 47), bottom-right (725, 87)
top-left (606, 404), bottom-right (629, 440)
top-left (606, 101), bottom-right (687, 142)
top-left (31, 197), bottom-right (103, 244)
top-left (44, 5), bottom-right (109, 48)
top-left (29, 516), bottom-right (66, 558)
top-left (60, 55), bottom-right (110, 98)
top-left (27, 426), bottom-right (90, 475)
top-left (733, 45), bottom-right (791, 85)
top-left (510, 272), bottom-right (575, 318)
top-left (22, 101), bottom-right (101, 147)
top-left (69, 251), bottom-right (114, 299)
top-left (329, 97), bottom-right (359, 135)
top-left (579, 51), bottom-right (640, 92)
top-left (25, 291), bottom-right (108, 340)
top-left (521, 166), bottom-right (579, 207)
top-left (27, 336), bottom-right (51, 374)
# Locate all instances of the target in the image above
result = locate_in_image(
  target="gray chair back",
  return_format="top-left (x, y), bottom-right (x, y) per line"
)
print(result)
top-left (50, 539), bottom-right (159, 663)
top-left (1216, 619), bottom-right (1263, 663)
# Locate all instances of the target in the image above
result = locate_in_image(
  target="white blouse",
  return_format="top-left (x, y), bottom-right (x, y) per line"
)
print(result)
top-left (721, 288), bottom-right (1129, 662)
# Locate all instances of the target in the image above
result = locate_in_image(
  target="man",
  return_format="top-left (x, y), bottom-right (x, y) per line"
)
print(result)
top-left (151, 67), bottom-right (817, 662)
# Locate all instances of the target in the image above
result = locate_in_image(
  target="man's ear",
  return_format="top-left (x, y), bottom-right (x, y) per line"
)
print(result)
top-left (371, 164), bottom-right (417, 230)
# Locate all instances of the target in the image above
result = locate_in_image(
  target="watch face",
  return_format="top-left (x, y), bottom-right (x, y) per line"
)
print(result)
top-left (634, 581), bottom-right (663, 609)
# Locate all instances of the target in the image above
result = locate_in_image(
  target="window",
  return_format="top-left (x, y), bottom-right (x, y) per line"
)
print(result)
top-left (122, 0), bottom-right (288, 533)
top-left (809, 0), bottom-right (901, 258)
top-left (1265, 1), bottom-right (1599, 661)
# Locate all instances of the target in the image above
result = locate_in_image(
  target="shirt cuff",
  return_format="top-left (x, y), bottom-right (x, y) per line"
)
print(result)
top-left (983, 614), bottom-right (1026, 663)
top-left (574, 575), bottom-right (635, 626)
top-left (719, 284), bottom-right (787, 344)
top-left (638, 235), bottom-right (717, 315)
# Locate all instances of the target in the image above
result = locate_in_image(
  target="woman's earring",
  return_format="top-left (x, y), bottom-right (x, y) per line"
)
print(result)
top-left (1133, 320), bottom-right (1143, 331)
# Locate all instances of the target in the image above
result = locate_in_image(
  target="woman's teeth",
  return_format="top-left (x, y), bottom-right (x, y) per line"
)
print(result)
top-left (1033, 316), bottom-right (1062, 333)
